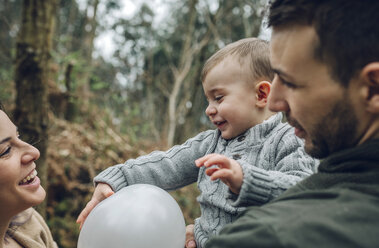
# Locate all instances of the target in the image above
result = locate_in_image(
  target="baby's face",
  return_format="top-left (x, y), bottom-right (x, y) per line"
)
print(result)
top-left (203, 56), bottom-right (261, 139)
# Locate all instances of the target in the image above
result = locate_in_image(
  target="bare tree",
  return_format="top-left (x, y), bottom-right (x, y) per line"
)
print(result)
top-left (166, 0), bottom-right (211, 147)
top-left (78, 0), bottom-right (100, 106)
top-left (14, 0), bottom-right (57, 217)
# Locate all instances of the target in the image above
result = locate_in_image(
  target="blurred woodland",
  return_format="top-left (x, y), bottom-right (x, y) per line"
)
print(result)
top-left (0, 0), bottom-right (269, 247)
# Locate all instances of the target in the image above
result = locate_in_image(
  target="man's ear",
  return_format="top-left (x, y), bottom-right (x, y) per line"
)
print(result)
top-left (360, 62), bottom-right (379, 113)
top-left (255, 81), bottom-right (271, 108)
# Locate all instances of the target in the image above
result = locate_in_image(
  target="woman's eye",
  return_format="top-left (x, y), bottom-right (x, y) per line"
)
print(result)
top-left (0, 146), bottom-right (11, 158)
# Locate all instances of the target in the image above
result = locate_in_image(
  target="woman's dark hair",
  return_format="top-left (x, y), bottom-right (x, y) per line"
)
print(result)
top-left (268, 0), bottom-right (379, 87)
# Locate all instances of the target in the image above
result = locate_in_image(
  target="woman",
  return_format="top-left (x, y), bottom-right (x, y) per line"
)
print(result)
top-left (0, 104), bottom-right (57, 248)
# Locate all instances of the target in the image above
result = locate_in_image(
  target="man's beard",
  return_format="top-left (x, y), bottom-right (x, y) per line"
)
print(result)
top-left (286, 99), bottom-right (359, 159)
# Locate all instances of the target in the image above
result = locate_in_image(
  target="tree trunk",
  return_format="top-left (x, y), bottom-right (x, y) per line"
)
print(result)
top-left (14, 0), bottom-right (57, 217)
top-left (77, 0), bottom-right (99, 108)
top-left (64, 62), bottom-right (77, 121)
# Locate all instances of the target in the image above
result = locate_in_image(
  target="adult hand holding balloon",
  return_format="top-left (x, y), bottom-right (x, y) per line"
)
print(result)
top-left (78, 184), bottom-right (186, 248)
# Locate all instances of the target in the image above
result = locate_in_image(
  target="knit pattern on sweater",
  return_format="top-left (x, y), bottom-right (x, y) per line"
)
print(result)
top-left (94, 113), bottom-right (318, 247)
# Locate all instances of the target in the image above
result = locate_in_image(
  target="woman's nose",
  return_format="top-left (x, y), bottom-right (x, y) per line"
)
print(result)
top-left (21, 142), bottom-right (40, 165)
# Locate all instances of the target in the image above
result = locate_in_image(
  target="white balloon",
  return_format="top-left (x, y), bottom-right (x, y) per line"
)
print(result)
top-left (78, 184), bottom-right (186, 248)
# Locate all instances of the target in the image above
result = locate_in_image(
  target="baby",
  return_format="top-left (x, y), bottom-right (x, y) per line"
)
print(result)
top-left (77, 38), bottom-right (318, 248)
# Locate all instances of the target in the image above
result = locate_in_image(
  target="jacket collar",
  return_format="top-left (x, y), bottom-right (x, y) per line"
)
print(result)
top-left (319, 139), bottom-right (379, 173)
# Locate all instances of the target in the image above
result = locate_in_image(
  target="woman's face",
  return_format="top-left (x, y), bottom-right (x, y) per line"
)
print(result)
top-left (0, 110), bottom-right (45, 216)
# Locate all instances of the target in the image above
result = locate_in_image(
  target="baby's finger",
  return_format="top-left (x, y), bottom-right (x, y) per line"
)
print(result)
top-left (201, 154), bottom-right (231, 169)
top-left (195, 153), bottom-right (217, 167)
top-left (185, 224), bottom-right (196, 248)
top-left (205, 167), bottom-right (219, 176)
top-left (209, 168), bottom-right (233, 181)
top-left (105, 191), bottom-right (114, 198)
top-left (76, 199), bottom-right (98, 228)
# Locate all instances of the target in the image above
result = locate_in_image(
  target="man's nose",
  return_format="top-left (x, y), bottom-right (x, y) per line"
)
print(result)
top-left (268, 78), bottom-right (290, 112)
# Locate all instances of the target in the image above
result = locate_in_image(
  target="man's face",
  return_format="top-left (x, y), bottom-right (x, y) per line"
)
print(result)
top-left (268, 25), bottom-right (359, 158)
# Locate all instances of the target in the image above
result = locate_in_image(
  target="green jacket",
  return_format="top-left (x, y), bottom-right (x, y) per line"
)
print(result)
top-left (206, 139), bottom-right (379, 248)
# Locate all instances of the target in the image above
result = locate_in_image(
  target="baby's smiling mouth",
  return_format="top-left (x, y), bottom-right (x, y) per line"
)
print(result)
top-left (214, 120), bottom-right (226, 127)
top-left (19, 170), bottom-right (37, 185)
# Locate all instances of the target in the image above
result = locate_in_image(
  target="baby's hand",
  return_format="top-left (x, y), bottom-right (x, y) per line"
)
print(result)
top-left (185, 224), bottom-right (197, 248)
top-left (76, 183), bottom-right (114, 229)
top-left (195, 154), bottom-right (243, 194)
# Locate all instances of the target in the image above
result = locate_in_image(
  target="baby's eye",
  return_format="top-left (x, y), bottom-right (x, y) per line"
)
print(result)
top-left (215, 95), bottom-right (223, 102)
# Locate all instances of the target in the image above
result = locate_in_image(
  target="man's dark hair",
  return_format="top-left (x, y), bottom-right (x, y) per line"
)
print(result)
top-left (268, 0), bottom-right (379, 86)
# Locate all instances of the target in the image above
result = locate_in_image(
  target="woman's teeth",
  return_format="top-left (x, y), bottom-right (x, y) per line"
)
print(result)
top-left (19, 170), bottom-right (37, 185)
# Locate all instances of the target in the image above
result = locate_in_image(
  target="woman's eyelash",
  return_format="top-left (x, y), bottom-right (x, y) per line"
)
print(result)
top-left (0, 146), bottom-right (11, 157)
top-left (30, 139), bottom-right (41, 146)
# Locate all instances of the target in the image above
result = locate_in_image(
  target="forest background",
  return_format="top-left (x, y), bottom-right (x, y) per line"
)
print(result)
top-left (0, 0), bottom-right (269, 247)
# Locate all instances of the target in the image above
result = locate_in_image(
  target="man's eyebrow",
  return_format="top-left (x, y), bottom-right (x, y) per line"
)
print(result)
top-left (273, 68), bottom-right (293, 79)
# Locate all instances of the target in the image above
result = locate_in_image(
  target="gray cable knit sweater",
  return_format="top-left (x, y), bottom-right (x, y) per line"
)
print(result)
top-left (94, 113), bottom-right (318, 247)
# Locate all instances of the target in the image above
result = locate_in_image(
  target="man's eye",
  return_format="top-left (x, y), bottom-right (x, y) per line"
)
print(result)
top-left (0, 146), bottom-right (11, 158)
top-left (281, 79), bottom-right (297, 89)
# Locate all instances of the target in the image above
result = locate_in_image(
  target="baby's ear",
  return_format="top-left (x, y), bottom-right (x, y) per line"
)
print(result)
top-left (255, 81), bottom-right (271, 108)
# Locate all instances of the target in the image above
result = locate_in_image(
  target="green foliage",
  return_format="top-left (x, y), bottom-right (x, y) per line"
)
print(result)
top-left (52, 50), bottom-right (92, 91)
top-left (0, 70), bottom-right (14, 104)
top-left (1, 1), bottom-right (269, 247)
top-left (115, 102), bottom-right (153, 143)
top-left (110, 0), bottom-right (267, 144)
top-left (48, 215), bottom-right (80, 248)
top-left (89, 75), bottom-right (109, 91)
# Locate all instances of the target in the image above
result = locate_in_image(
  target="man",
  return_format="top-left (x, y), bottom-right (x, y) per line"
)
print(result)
top-left (204, 0), bottom-right (379, 247)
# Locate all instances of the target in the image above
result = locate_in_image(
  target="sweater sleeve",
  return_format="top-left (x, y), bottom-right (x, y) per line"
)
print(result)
top-left (94, 130), bottom-right (217, 192)
top-left (230, 126), bottom-right (318, 207)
